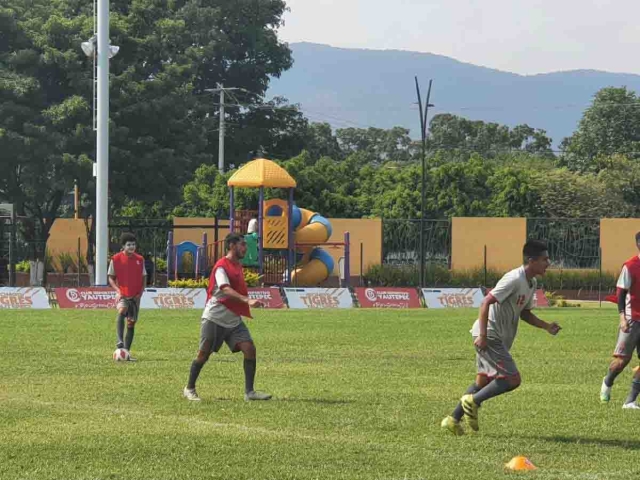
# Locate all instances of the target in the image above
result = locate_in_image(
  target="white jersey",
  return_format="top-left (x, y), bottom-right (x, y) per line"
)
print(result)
top-left (471, 266), bottom-right (537, 350)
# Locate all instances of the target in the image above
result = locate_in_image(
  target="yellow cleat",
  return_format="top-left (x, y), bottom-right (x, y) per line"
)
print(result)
top-left (461, 394), bottom-right (479, 432)
top-left (441, 415), bottom-right (464, 436)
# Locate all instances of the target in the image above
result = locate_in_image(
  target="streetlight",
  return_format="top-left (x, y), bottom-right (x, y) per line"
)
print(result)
top-left (80, 0), bottom-right (119, 286)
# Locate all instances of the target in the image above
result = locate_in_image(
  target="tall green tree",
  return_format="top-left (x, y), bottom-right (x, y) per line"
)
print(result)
top-left (561, 87), bottom-right (640, 172)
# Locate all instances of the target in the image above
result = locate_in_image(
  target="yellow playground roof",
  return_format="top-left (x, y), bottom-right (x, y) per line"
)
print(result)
top-left (227, 158), bottom-right (297, 188)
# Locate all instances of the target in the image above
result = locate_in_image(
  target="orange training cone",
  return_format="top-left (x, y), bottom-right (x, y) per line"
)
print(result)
top-left (505, 456), bottom-right (537, 471)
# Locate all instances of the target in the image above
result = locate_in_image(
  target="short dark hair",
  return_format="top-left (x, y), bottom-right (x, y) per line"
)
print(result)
top-left (635, 231), bottom-right (640, 244)
top-left (523, 240), bottom-right (548, 261)
top-left (225, 233), bottom-right (245, 251)
top-left (120, 232), bottom-right (137, 246)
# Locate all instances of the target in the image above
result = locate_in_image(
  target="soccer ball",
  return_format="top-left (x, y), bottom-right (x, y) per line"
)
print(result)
top-left (113, 348), bottom-right (130, 362)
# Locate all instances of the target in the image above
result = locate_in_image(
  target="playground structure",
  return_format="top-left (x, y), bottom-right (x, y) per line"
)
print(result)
top-left (166, 232), bottom-right (208, 281)
top-left (166, 159), bottom-right (350, 287)
top-left (227, 158), bottom-right (350, 287)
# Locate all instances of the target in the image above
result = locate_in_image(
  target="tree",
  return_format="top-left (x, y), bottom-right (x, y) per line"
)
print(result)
top-left (0, 0), bottom-right (295, 260)
top-left (428, 114), bottom-right (554, 158)
top-left (561, 87), bottom-right (640, 172)
top-left (336, 126), bottom-right (414, 164)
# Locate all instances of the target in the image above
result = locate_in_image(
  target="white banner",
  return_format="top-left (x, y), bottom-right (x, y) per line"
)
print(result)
top-left (421, 288), bottom-right (484, 309)
top-left (0, 287), bottom-right (51, 309)
top-left (284, 288), bottom-right (354, 309)
top-left (140, 288), bottom-right (207, 309)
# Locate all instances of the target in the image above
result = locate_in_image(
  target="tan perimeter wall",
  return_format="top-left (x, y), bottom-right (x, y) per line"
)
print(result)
top-left (452, 217), bottom-right (526, 272)
top-left (46, 217), bottom-right (640, 276)
top-left (601, 219), bottom-right (640, 274)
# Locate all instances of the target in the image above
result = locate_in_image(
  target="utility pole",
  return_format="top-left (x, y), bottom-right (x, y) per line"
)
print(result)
top-left (415, 77), bottom-right (434, 288)
top-left (204, 85), bottom-right (242, 173)
top-left (218, 83), bottom-right (225, 173)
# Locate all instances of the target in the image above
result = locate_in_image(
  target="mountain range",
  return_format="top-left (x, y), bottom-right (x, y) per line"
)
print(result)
top-left (268, 42), bottom-right (640, 146)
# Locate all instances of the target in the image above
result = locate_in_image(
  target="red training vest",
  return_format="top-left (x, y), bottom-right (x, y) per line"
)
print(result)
top-left (207, 257), bottom-right (252, 319)
top-left (112, 252), bottom-right (145, 298)
top-left (619, 256), bottom-right (640, 321)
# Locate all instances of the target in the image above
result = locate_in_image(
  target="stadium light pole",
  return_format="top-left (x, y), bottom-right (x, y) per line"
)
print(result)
top-left (415, 78), bottom-right (433, 288)
top-left (81, 0), bottom-right (119, 286)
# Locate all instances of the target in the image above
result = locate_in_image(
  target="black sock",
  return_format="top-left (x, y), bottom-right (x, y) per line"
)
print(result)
top-left (452, 383), bottom-right (481, 421)
top-left (244, 359), bottom-right (256, 393)
top-left (188, 361), bottom-right (205, 390)
top-left (473, 378), bottom-right (518, 406)
top-left (116, 315), bottom-right (125, 348)
top-left (605, 369), bottom-right (623, 388)
top-left (625, 380), bottom-right (640, 405)
top-left (124, 327), bottom-right (135, 351)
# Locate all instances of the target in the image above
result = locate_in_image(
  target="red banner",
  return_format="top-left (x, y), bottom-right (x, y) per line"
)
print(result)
top-left (355, 287), bottom-right (421, 308)
top-left (56, 288), bottom-right (117, 309)
top-left (248, 288), bottom-right (285, 309)
top-left (535, 289), bottom-right (550, 307)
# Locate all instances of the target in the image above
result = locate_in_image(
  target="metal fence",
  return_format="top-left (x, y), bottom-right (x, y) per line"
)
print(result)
top-left (526, 218), bottom-right (600, 269)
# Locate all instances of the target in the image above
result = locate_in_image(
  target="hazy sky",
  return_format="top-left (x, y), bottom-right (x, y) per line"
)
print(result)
top-left (280, 0), bottom-right (640, 75)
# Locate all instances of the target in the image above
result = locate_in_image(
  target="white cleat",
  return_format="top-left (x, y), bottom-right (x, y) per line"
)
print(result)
top-left (622, 402), bottom-right (640, 410)
top-left (183, 387), bottom-right (201, 402)
top-left (244, 390), bottom-right (272, 401)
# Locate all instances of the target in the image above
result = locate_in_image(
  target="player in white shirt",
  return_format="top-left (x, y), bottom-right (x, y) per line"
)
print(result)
top-left (441, 240), bottom-right (562, 435)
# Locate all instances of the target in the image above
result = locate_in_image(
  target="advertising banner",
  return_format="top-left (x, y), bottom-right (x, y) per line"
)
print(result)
top-left (421, 288), bottom-right (484, 308)
top-left (284, 288), bottom-right (354, 309)
top-left (0, 287), bottom-right (50, 309)
top-left (248, 288), bottom-right (285, 309)
top-left (354, 287), bottom-right (421, 308)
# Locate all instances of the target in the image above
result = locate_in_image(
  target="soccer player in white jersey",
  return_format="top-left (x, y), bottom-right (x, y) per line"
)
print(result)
top-left (600, 231), bottom-right (640, 409)
top-left (441, 240), bottom-right (562, 435)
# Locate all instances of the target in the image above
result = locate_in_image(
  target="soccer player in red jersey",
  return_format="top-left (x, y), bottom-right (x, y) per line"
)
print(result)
top-left (601, 232), bottom-right (640, 409)
top-left (183, 233), bottom-right (270, 402)
top-left (108, 233), bottom-right (146, 361)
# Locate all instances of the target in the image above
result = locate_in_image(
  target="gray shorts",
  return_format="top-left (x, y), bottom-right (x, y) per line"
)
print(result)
top-left (199, 320), bottom-right (253, 353)
top-left (613, 320), bottom-right (640, 358)
top-left (117, 297), bottom-right (140, 322)
top-left (475, 337), bottom-right (519, 379)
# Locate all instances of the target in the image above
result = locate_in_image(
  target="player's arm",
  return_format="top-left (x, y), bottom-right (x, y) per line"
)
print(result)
top-left (107, 260), bottom-right (120, 295)
top-left (474, 294), bottom-right (499, 349)
top-left (216, 268), bottom-right (261, 307)
top-left (617, 266), bottom-right (632, 332)
top-left (520, 309), bottom-right (561, 335)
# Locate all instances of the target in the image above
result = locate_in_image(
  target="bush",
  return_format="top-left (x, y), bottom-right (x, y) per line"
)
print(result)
top-left (364, 264), bottom-right (501, 288)
top-left (153, 258), bottom-right (167, 273)
top-left (15, 260), bottom-right (30, 273)
top-left (366, 264), bottom-right (615, 290)
top-left (168, 270), bottom-right (261, 289)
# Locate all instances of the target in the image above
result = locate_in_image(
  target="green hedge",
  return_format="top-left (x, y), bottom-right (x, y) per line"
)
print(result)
top-left (366, 264), bottom-right (616, 290)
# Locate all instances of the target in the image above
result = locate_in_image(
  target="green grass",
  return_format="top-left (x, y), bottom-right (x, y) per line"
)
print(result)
top-left (1, 306), bottom-right (639, 480)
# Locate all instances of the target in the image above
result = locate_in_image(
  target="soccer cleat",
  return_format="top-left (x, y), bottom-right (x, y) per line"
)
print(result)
top-left (244, 390), bottom-right (272, 401)
top-left (183, 387), bottom-right (201, 402)
top-left (127, 355), bottom-right (137, 362)
top-left (600, 378), bottom-right (612, 403)
top-left (461, 394), bottom-right (480, 431)
top-left (440, 416), bottom-right (464, 436)
top-left (622, 402), bottom-right (640, 410)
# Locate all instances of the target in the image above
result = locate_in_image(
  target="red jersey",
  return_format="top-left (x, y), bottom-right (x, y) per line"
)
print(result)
top-left (207, 257), bottom-right (251, 319)
top-left (617, 255), bottom-right (640, 321)
top-left (110, 252), bottom-right (145, 298)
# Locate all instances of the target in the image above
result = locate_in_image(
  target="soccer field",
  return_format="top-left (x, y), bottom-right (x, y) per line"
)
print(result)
top-left (1, 307), bottom-right (638, 480)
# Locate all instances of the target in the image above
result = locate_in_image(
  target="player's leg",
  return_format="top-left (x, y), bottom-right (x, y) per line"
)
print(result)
top-left (124, 298), bottom-right (139, 356)
top-left (230, 322), bottom-right (271, 401)
top-left (601, 324), bottom-right (638, 402)
top-left (442, 374), bottom-right (489, 435)
top-left (452, 375), bottom-right (490, 422)
top-left (184, 321), bottom-right (223, 401)
top-left (115, 299), bottom-right (127, 349)
top-left (461, 339), bottom-right (520, 431)
top-left (623, 366), bottom-right (640, 409)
